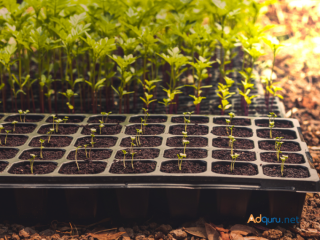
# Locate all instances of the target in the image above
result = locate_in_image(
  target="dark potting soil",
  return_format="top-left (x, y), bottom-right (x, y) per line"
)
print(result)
top-left (120, 136), bottom-right (162, 147)
top-left (0, 135), bottom-right (28, 146)
top-left (46, 115), bottom-right (84, 123)
top-left (81, 124), bottom-right (122, 135)
top-left (212, 138), bottom-right (254, 149)
top-left (38, 125), bottom-right (79, 135)
top-left (19, 149), bottom-right (65, 160)
top-left (257, 129), bottom-right (296, 139)
top-left (166, 137), bottom-right (208, 147)
top-left (171, 117), bottom-right (209, 124)
top-left (9, 162), bottom-right (56, 174)
top-left (160, 160), bottom-right (206, 173)
top-left (263, 166), bottom-right (309, 178)
top-left (115, 148), bottom-right (159, 159)
top-left (4, 124), bottom-right (36, 134)
top-left (67, 149), bottom-right (112, 160)
top-left (212, 150), bottom-right (256, 161)
top-left (260, 152), bottom-right (305, 164)
top-left (110, 160), bottom-right (156, 174)
top-left (5, 115), bottom-right (44, 122)
top-left (29, 136), bottom-right (72, 148)
top-left (164, 149), bottom-right (207, 158)
top-left (0, 149), bottom-right (19, 159)
top-left (0, 162), bottom-right (8, 172)
top-left (212, 163), bottom-right (258, 175)
top-left (169, 124), bottom-right (208, 135)
top-left (211, 126), bottom-right (253, 137)
top-left (130, 116), bottom-right (167, 123)
top-left (75, 137), bottom-right (117, 148)
top-left (256, 120), bottom-right (293, 128)
top-left (259, 141), bottom-right (301, 151)
top-left (213, 118), bottom-right (251, 126)
top-left (59, 161), bottom-right (107, 174)
top-left (88, 116), bottom-right (125, 123)
top-left (125, 124), bottom-right (165, 135)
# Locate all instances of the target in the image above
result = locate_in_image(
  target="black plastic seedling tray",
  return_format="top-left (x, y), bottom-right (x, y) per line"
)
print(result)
top-left (0, 113), bottom-right (317, 192)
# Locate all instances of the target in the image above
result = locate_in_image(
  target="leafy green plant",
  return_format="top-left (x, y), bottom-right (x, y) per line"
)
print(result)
top-left (4, 130), bottom-right (11, 145)
top-left (59, 90), bottom-right (77, 113)
top-left (29, 154), bottom-right (36, 174)
top-left (39, 139), bottom-right (45, 158)
top-left (12, 121), bottom-right (18, 132)
top-left (230, 153), bottom-right (239, 173)
top-left (217, 83), bottom-right (235, 115)
top-left (280, 155), bottom-right (288, 177)
top-left (75, 146), bottom-right (82, 171)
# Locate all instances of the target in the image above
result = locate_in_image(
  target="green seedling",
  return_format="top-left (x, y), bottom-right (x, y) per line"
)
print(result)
top-left (122, 150), bottom-right (127, 168)
top-left (75, 145), bottom-right (82, 171)
top-left (229, 125), bottom-right (234, 136)
top-left (269, 121), bottom-right (275, 139)
top-left (230, 153), bottom-right (240, 173)
top-left (182, 131), bottom-right (188, 142)
top-left (99, 121), bottom-right (104, 134)
top-left (83, 145), bottom-right (88, 158)
top-left (105, 112), bottom-right (112, 123)
top-left (229, 135), bottom-right (236, 156)
top-left (29, 154), bottom-right (36, 174)
top-left (130, 152), bottom-right (136, 169)
top-left (47, 128), bottom-right (54, 143)
top-left (12, 121), bottom-right (18, 132)
top-left (136, 128), bottom-right (142, 146)
top-left (0, 125), bottom-right (3, 145)
top-left (280, 155), bottom-right (288, 177)
top-left (63, 116), bottom-right (69, 123)
top-left (89, 142), bottom-right (96, 158)
top-left (268, 112), bottom-right (277, 138)
top-left (101, 112), bottom-right (112, 123)
top-left (39, 139), bottom-right (45, 158)
top-left (51, 115), bottom-right (56, 129)
top-left (4, 130), bottom-right (11, 145)
top-left (23, 110), bottom-right (30, 123)
top-left (141, 108), bottom-right (149, 134)
top-left (130, 137), bottom-right (136, 152)
top-left (55, 119), bottom-right (63, 132)
top-left (90, 128), bottom-right (96, 142)
top-left (18, 110), bottom-right (23, 122)
top-left (275, 137), bottom-right (284, 162)
top-left (177, 153), bottom-right (186, 171)
top-left (183, 140), bottom-right (190, 154)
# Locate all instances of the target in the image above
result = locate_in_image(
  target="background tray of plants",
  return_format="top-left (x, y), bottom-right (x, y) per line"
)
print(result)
top-left (0, 113), bottom-right (317, 192)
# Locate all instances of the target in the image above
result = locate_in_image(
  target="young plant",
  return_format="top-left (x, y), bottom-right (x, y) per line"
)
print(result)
top-left (136, 128), bottom-right (142, 146)
top-left (12, 121), bottom-right (18, 133)
top-left (59, 90), bottom-right (78, 113)
top-left (130, 152), bottom-right (136, 169)
top-left (63, 116), bottom-right (69, 123)
top-left (122, 150), bottom-right (127, 168)
top-left (229, 125), bottom-right (234, 136)
top-left (99, 121), bottom-right (104, 135)
top-left (183, 112), bottom-right (193, 132)
top-left (280, 155), bottom-right (288, 177)
top-left (101, 111), bottom-right (112, 123)
top-left (5, 130), bottom-right (11, 145)
top-left (217, 83), bottom-right (235, 115)
top-left (47, 128), bottom-right (54, 143)
top-left (83, 144), bottom-right (88, 158)
top-left (230, 153), bottom-right (240, 173)
top-left (29, 154), bottom-right (36, 174)
top-left (269, 121), bottom-right (275, 139)
top-left (229, 135), bottom-right (236, 156)
top-left (23, 110), bottom-right (30, 123)
top-left (55, 119), bottom-right (63, 133)
top-left (18, 110), bottom-right (23, 122)
top-left (90, 128), bottom-right (96, 142)
top-left (140, 92), bottom-right (157, 111)
top-left (183, 140), bottom-right (190, 154)
top-left (226, 112), bottom-right (235, 134)
top-left (141, 108), bottom-right (149, 134)
top-left (51, 115), bottom-right (56, 129)
top-left (75, 145), bottom-right (82, 171)
top-left (177, 153), bottom-right (186, 171)
top-left (182, 131), bottom-right (188, 143)
top-left (39, 139), bottom-right (45, 158)
top-left (89, 142), bottom-right (96, 158)
top-left (275, 137), bottom-right (284, 162)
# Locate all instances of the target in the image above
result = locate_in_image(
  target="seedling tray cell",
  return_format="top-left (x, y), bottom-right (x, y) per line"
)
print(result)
top-left (0, 113), bottom-right (318, 192)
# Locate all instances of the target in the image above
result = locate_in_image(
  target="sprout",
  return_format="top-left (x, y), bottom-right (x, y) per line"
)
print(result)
top-left (55, 119), bottom-right (63, 132)
top-left (183, 140), bottom-right (190, 154)
top-left (12, 121), bottom-right (18, 132)
top-left (122, 150), bottom-right (127, 168)
top-left (89, 142), bottom-right (96, 158)
top-left (47, 128), bottom-right (54, 143)
top-left (130, 136), bottom-right (135, 141)
top-left (51, 115), bottom-right (56, 129)
top-left (228, 135), bottom-right (236, 156)
top-left (101, 112), bottom-right (106, 123)
top-left (75, 146), bottom-right (82, 171)
top-left (4, 130), bottom-right (11, 145)
top-left (130, 152), bottom-right (136, 169)
top-left (83, 144), bottom-right (88, 158)
top-left (275, 137), bottom-right (284, 162)
top-left (18, 110), bottom-right (23, 122)
top-left (28, 154), bottom-right (36, 174)
top-left (229, 125), bottom-right (234, 136)
top-left (229, 112), bottom-right (235, 120)
top-left (101, 111), bottom-right (112, 123)
top-left (23, 110), bottom-right (30, 123)
top-left (39, 139), bottom-right (45, 158)
top-left (136, 128), bottom-right (142, 146)
top-left (280, 155), bottom-right (288, 177)
top-left (90, 129), bottom-right (96, 143)
top-left (63, 116), bottom-right (69, 123)
top-left (99, 121), bottom-right (104, 134)
top-left (230, 153), bottom-right (240, 172)
top-left (177, 153), bottom-right (186, 171)
top-left (269, 121), bottom-right (275, 138)
top-left (182, 131), bottom-right (188, 144)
